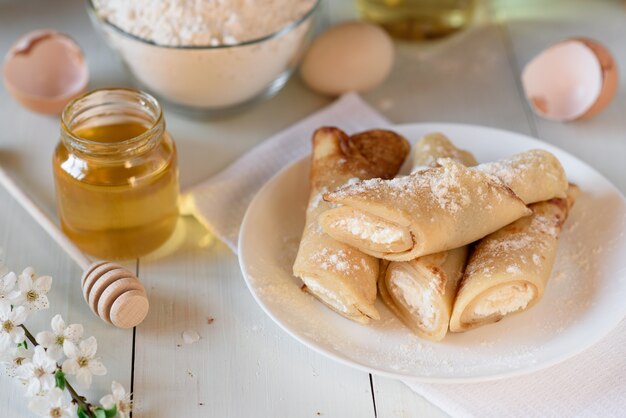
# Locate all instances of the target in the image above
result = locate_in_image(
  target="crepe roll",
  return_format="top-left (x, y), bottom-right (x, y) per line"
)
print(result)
top-left (320, 158), bottom-right (531, 261)
top-left (380, 247), bottom-right (468, 341)
top-left (378, 133), bottom-right (474, 340)
top-left (449, 184), bottom-right (579, 332)
top-left (412, 132), bottom-right (478, 171)
top-left (293, 127), bottom-right (410, 324)
top-left (476, 149), bottom-right (568, 204)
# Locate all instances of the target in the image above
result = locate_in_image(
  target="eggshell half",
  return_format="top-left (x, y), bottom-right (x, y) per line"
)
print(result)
top-left (300, 21), bottom-right (394, 96)
top-left (3, 30), bottom-right (89, 115)
top-left (521, 38), bottom-right (617, 121)
top-left (574, 38), bottom-right (618, 120)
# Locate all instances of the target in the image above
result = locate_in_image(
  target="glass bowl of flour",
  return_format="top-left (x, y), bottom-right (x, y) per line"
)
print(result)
top-left (87, 0), bottom-right (320, 116)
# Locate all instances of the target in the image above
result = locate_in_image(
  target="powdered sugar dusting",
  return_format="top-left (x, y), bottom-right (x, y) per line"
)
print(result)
top-left (475, 149), bottom-right (566, 204)
top-left (465, 207), bottom-right (561, 278)
top-left (327, 158), bottom-right (485, 214)
top-left (477, 150), bottom-right (550, 185)
top-left (309, 247), bottom-right (369, 275)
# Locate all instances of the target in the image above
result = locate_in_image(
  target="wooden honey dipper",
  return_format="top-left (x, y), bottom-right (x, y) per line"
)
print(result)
top-left (0, 165), bottom-right (149, 329)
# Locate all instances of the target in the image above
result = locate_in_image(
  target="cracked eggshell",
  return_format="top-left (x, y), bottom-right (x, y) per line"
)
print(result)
top-left (521, 38), bottom-right (617, 122)
top-left (3, 30), bottom-right (88, 115)
top-left (300, 21), bottom-right (394, 96)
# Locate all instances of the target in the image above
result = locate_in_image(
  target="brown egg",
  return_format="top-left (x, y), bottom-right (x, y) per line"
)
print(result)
top-left (521, 38), bottom-right (618, 122)
top-left (300, 21), bottom-right (394, 96)
top-left (3, 30), bottom-right (88, 115)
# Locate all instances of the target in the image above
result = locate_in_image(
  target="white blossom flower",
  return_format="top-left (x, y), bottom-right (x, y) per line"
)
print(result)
top-left (0, 345), bottom-right (32, 377)
top-left (0, 301), bottom-right (27, 349)
top-left (16, 346), bottom-right (57, 396)
top-left (28, 387), bottom-right (74, 417)
top-left (15, 268), bottom-right (51, 311)
top-left (36, 315), bottom-right (83, 361)
top-left (62, 336), bottom-right (106, 388)
top-left (0, 271), bottom-right (20, 303)
top-left (100, 380), bottom-right (132, 417)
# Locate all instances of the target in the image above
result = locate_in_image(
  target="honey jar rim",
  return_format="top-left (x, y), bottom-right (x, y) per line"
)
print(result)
top-left (60, 88), bottom-right (165, 158)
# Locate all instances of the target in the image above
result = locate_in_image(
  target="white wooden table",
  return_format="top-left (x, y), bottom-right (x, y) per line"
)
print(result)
top-left (1, 1), bottom-right (625, 417)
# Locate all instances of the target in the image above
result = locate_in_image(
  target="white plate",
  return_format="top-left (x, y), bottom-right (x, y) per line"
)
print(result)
top-left (238, 123), bottom-right (626, 383)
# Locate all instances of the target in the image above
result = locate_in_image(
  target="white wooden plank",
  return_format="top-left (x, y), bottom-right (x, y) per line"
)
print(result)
top-left (133, 217), bottom-right (375, 417)
top-left (0, 0), bottom-right (134, 415)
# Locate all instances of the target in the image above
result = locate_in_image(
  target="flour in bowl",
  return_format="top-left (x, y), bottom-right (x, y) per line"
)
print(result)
top-left (94, 0), bottom-right (316, 46)
top-left (91, 0), bottom-right (318, 108)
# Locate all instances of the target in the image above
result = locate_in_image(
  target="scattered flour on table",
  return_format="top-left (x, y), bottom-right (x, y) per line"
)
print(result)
top-left (94, 0), bottom-right (316, 46)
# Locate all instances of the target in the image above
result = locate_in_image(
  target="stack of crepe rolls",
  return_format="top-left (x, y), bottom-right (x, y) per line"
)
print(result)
top-left (378, 133), bottom-right (477, 341)
top-left (450, 184), bottom-right (579, 331)
top-left (319, 149), bottom-right (568, 261)
top-left (293, 128), bottom-right (577, 339)
top-left (292, 127), bottom-right (410, 324)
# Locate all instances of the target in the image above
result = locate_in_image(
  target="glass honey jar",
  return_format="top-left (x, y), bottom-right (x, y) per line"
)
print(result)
top-left (53, 88), bottom-right (180, 260)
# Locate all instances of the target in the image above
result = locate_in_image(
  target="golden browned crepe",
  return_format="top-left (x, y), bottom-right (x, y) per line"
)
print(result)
top-left (476, 149), bottom-right (568, 204)
top-left (449, 184), bottom-right (579, 332)
top-left (378, 133), bottom-right (475, 340)
top-left (412, 132), bottom-right (478, 171)
top-left (319, 158), bottom-right (531, 261)
top-left (319, 147), bottom-right (569, 262)
top-left (292, 127), bottom-right (410, 324)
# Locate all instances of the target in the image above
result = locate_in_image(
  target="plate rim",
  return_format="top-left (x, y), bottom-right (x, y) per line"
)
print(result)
top-left (238, 122), bottom-right (626, 383)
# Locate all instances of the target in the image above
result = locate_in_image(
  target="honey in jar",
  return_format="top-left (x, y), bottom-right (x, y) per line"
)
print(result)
top-left (53, 88), bottom-right (179, 260)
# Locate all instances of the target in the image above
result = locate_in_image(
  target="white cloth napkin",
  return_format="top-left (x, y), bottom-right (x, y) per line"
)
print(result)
top-left (186, 92), bottom-right (390, 252)
top-left (187, 93), bottom-right (625, 418)
top-left (405, 320), bottom-right (626, 418)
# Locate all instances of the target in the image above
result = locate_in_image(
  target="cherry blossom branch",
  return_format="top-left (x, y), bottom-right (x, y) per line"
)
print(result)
top-left (0, 265), bottom-right (128, 417)
top-left (20, 324), bottom-right (94, 417)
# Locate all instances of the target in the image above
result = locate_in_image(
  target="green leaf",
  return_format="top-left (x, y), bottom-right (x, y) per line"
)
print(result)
top-left (55, 370), bottom-right (66, 390)
top-left (93, 408), bottom-right (106, 418)
top-left (18, 341), bottom-right (27, 349)
top-left (77, 406), bottom-right (89, 418)
top-left (104, 405), bottom-right (118, 418)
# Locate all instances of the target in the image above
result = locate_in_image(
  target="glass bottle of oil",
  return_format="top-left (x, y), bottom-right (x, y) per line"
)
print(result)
top-left (356, 0), bottom-right (476, 40)
top-left (53, 88), bottom-right (179, 260)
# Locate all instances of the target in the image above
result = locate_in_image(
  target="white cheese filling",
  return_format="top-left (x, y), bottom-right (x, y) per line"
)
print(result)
top-left (390, 270), bottom-right (437, 331)
top-left (335, 216), bottom-right (404, 244)
top-left (473, 283), bottom-right (535, 318)
top-left (304, 278), bottom-right (349, 314)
